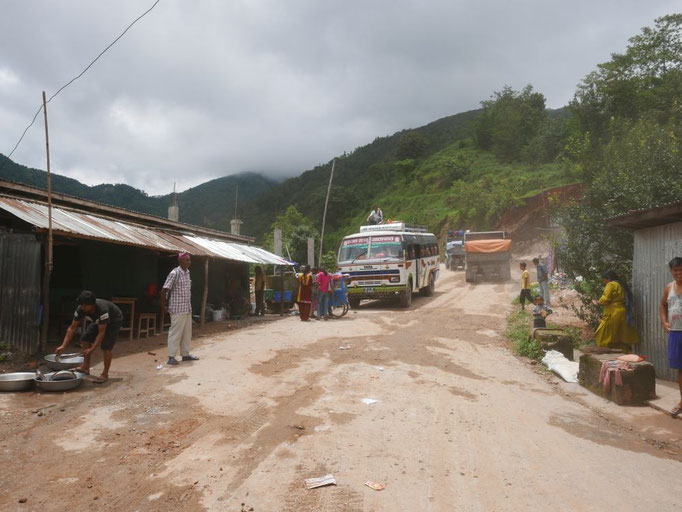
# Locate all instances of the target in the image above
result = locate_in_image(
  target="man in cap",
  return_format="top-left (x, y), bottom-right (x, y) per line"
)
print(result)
top-left (56, 290), bottom-right (123, 381)
top-left (161, 252), bottom-right (199, 365)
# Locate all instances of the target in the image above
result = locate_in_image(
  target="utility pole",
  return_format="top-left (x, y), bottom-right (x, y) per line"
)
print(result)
top-left (318, 159), bottom-right (335, 267)
top-left (39, 91), bottom-right (53, 351)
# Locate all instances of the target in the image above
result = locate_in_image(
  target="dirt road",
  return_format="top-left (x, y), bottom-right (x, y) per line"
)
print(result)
top-left (1, 268), bottom-right (681, 511)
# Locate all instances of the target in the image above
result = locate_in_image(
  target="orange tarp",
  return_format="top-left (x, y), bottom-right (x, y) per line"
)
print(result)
top-left (464, 239), bottom-right (512, 253)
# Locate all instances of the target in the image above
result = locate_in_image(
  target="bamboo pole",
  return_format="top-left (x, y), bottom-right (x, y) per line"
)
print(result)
top-left (39, 91), bottom-right (53, 351)
top-left (318, 159), bottom-right (335, 267)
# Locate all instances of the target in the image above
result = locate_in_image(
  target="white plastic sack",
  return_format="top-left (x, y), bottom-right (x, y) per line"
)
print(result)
top-left (541, 349), bottom-right (579, 383)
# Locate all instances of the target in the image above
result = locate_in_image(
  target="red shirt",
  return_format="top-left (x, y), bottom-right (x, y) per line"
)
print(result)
top-left (317, 272), bottom-right (332, 293)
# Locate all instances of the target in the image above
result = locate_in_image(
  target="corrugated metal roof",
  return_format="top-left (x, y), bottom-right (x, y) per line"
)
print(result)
top-left (606, 200), bottom-right (682, 229)
top-left (0, 196), bottom-right (293, 266)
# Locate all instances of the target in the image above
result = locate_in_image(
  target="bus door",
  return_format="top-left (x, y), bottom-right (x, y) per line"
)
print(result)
top-left (403, 235), bottom-right (418, 288)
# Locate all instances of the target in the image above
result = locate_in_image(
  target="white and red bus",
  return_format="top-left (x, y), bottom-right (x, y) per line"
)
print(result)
top-left (336, 223), bottom-right (439, 308)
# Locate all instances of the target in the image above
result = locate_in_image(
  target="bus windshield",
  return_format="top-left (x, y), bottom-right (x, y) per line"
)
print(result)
top-left (338, 237), bottom-right (370, 263)
top-left (367, 236), bottom-right (403, 260)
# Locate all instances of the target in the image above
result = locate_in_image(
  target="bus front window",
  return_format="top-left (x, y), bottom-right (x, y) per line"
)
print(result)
top-left (338, 237), bottom-right (369, 263)
top-left (367, 236), bottom-right (403, 260)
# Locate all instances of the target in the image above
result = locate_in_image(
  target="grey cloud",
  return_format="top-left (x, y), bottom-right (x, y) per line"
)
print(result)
top-left (1, 0), bottom-right (679, 193)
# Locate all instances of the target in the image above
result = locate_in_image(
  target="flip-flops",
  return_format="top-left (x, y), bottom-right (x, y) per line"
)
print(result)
top-left (672, 405), bottom-right (682, 418)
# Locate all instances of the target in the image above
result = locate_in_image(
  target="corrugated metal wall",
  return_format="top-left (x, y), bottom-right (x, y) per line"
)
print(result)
top-left (0, 233), bottom-right (41, 354)
top-left (632, 222), bottom-right (682, 381)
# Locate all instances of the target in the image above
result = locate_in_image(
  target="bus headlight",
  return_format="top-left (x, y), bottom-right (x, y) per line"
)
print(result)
top-left (389, 276), bottom-right (400, 283)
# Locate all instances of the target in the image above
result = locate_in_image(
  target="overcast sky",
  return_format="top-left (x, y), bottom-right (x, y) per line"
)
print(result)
top-left (0, 1), bottom-right (678, 194)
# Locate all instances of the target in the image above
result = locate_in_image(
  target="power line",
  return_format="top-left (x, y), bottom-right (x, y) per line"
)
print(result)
top-left (2, 0), bottom-right (161, 165)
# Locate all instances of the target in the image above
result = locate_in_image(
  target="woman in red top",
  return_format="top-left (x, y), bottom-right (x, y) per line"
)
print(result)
top-left (297, 266), bottom-right (313, 321)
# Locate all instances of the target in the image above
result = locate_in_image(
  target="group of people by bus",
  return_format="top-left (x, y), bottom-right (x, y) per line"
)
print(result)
top-left (297, 266), bottom-right (337, 321)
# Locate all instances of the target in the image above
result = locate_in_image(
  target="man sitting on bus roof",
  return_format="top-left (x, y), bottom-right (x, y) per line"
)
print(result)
top-left (366, 206), bottom-right (383, 225)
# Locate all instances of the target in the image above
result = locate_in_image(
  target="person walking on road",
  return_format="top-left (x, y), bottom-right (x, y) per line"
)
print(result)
top-left (519, 262), bottom-right (533, 311)
top-left (56, 290), bottom-right (122, 382)
top-left (254, 266), bottom-right (266, 316)
top-left (658, 257), bottom-right (682, 418)
top-left (162, 252), bottom-right (199, 365)
top-left (533, 257), bottom-right (550, 306)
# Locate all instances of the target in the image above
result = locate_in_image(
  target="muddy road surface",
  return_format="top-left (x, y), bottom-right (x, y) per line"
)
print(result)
top-left (1, 268), bottom-right (681, 511)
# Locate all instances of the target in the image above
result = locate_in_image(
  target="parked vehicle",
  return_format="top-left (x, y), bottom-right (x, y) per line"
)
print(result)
top-left (337, 222), bottom-right (439, 308)
top-left (446, 229), bottom-right (466, 270)
top-left (463, 231), bottom-right (512, 283)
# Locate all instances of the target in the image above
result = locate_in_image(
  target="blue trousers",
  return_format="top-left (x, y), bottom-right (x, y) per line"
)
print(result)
top-left (539, 280), bottom-right (550, 306)
top-left (318, 293), bottom-right (330, 318)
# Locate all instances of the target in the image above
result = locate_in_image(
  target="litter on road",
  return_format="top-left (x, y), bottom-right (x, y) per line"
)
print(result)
top-left (339, 344), bottom-right (351, 350)
top-left (365, 481), bottom-right (385, 491)
top-left (361, 398), bottom-right (379, 405)
top-left (304, 474), bottom-right (337, 489)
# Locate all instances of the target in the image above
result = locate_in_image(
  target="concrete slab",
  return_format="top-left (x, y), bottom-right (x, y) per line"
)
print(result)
top-left (647, 378), bottom-right (682, 419)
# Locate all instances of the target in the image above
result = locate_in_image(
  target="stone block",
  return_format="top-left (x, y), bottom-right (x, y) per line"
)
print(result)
top-left (533, 328), bottom-right (574, 361)
top-left (578, 352), bottom-right (656, 405)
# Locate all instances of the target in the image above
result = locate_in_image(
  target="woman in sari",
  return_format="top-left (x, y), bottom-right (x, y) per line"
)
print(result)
top-left (595, 270), bottom-right (639, 350)
top-left (297, 266), bottom-right (313, 321)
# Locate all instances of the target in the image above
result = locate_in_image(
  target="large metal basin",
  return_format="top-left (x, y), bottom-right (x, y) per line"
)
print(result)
top-left (35, 371), bottom-right (86, 392)
top-left (44, 354), bottom-right (84, 371)
top-left (0, 372), bottom-right (37, 392)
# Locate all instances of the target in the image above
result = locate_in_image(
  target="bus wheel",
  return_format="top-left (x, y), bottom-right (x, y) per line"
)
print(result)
top-left (348, 297), bottom-right (361, 309)
top-left (422, 274), bottom-right (435, 297)
top-left (400, 282), bottom-right (412, 308)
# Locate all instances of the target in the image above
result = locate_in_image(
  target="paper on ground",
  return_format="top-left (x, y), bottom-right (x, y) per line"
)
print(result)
top-left (304, 474), bottom-right (336, 489)
top-left (365, 480), bottom-right (385, 491)
top-left (541, 350), bottom-right (579, 383)
top-left (361, 398), bottom-right (379, 405)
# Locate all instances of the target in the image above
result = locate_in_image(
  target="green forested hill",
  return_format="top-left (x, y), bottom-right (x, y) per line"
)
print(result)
top-left (0, 154), bottom-right (277, 232)
top-left (0, 103), bottom-right (573, 249)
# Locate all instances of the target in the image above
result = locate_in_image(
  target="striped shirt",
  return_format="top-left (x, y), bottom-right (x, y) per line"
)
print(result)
top-left (163, 266), bottom-right (192, 314)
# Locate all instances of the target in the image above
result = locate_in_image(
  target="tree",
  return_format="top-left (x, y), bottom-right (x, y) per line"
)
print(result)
top-left (474, 85), bottom-right (548, 162)
top-left (571, 14), bottom-right (682, 140)
top-left (264, 205), bottom-right (318, 265)
top-left (396, 132), bottom-right (427, 159)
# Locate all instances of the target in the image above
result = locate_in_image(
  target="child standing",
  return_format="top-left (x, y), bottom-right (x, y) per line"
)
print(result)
top-left (531, 295), bottom-right (553, 328)
top-left (659, 256), bottom-right (682, 418)
top-left (519, 262), bottom-right (533, 311)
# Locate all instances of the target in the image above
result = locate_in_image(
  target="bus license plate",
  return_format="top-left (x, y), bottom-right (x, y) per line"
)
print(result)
top-left (365, 287), bottom-right (374, 293)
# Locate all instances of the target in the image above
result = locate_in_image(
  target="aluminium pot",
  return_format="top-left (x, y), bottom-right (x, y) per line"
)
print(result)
top-left (0, 372), bottom-right (37, 392)
top-left (34, 371), bottom-right (86, 392)
top-left (43, 354), bottom-right (84, 371)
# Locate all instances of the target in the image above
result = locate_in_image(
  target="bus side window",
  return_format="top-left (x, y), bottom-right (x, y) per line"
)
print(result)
top-left (408, 245), bottom-right (416, 260)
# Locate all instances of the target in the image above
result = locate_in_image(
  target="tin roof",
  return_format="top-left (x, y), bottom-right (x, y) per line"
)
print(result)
top-left (606, 201), bottom-right (682, 230)
top-left (0, 196), bottom-right (293, 266)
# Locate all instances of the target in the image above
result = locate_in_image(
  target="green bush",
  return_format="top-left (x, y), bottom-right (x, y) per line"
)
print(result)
top-left (505, 310), bottom-right (543, 360)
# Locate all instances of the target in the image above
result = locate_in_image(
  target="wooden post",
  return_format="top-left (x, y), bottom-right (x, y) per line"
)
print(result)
top-left (200, 257), bottom-right (209, 329)
top-left (39, 91), bottom-right (53, 352)
top-left (279, 265), bottom-right (285, 316)
top-left (318, 159), bottom-right (335, 266)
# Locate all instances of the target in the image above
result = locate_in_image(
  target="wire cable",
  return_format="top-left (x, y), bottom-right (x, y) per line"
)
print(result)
top-left (2, 0), bottom-right (161, 164)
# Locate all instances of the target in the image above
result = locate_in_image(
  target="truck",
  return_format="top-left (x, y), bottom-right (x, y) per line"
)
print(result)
top-left (445, 229), bottom-right (466, 270)
top-left (463, 231), bottom-right (512, 283)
